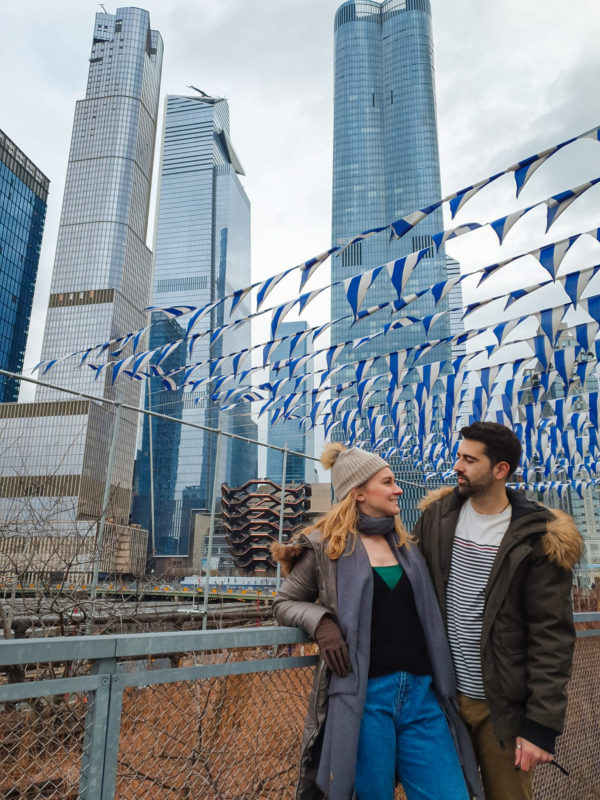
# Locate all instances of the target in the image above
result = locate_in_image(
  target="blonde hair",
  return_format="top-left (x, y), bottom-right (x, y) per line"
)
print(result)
top-left (301, 488), bottom-right (411, 560)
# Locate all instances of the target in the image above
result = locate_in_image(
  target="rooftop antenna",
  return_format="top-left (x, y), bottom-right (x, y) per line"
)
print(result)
top-left (99, 4), bottom-right (108, 13)
top-left (187, 85), bottom-right (209, 98)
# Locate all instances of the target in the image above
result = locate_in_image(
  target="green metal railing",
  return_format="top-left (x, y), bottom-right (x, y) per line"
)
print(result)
top-left (0, 617), bottom-right (598, 800)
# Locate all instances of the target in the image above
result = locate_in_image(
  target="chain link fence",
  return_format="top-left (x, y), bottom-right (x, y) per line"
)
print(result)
top-left (0, 628), bottom-right (599, 800)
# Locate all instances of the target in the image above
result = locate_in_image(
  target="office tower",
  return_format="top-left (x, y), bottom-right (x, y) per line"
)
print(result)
top-left (331, 0), bottom-right (456, 527)
top-left (0, 8), bottom-right (162, 579)
top-left (0, 130), bottom-right (49, 403)
top-left (266, 321), bottom-right (313, 485)
top-left (132, 93), bottom-right (255, 559)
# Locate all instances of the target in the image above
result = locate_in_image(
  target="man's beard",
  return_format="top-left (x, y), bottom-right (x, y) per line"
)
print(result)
top-left (456, 472), bottom-right (494, 497)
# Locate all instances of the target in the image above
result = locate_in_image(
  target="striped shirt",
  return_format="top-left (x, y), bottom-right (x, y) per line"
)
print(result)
top-left (446, 499), bottom-right (511, 699)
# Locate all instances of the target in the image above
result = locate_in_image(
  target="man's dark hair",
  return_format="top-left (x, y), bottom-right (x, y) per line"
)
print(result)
top-left (460, 421), bottom-right (522, 475)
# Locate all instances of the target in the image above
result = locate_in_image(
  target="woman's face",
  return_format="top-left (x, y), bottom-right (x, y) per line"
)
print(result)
top-left (355, 467), bottom-right (403, 518)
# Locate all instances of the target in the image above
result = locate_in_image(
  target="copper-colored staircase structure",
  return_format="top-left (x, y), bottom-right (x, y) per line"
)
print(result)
top-left (221, 480), bottom-right (311, 573)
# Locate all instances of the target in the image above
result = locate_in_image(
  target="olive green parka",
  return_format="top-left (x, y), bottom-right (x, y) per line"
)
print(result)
top-left (414, 486), bottom-right (583, 751)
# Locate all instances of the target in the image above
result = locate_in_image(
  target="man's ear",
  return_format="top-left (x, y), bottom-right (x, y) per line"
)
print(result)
top-left (495, 461), bottom-right (510, 481)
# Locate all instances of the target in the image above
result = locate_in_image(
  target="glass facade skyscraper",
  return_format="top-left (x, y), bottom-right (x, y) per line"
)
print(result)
top-left (266, 321), bottom-right (314, 485)
top-left (0, 8), bottom-right (162, 578)
top-left (132, 94), bottom-right (256, 558)
top-left (0, 130), bottom-right (49, 403)
top-left (331, 0), bottom-right (461, 527)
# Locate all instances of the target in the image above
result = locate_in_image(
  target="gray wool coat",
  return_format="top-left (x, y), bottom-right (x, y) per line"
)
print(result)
top-left (272, 530), bottom-right (484, 800)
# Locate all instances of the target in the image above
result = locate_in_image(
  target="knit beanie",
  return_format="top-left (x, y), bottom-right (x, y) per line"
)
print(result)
top-left (321, 442), bottom-right (389, 501)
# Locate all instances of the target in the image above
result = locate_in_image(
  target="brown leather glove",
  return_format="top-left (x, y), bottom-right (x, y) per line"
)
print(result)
top-left (314, 616), bottom-right (352, 677)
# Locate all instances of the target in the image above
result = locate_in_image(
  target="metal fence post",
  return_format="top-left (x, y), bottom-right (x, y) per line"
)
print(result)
top-left (79, 657), bottom-right (118, 800)
top-left (100, 672), bottom-right (126, 800)
top-left (276, 445), bottom-right (288, 593)
top-left (202, 429), bottom-right (223, 630)
top-left (87, 398), bottom-right (123, 634)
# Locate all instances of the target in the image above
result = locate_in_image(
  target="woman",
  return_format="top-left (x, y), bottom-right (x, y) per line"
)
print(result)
top-left (272, 443), bottom-right (483, 800)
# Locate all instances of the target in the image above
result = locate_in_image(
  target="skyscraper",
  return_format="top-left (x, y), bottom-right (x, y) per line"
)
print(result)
top-left (331, 0), bottom-right (460, 526)
top-left (132, 93), bottom-right (256, 558)
top-left (0, 130), bottom-right (49, 403)
top-left (0, 8), bottom-right (162, 579)
top-left (266, 321), bottom-right (314, 485)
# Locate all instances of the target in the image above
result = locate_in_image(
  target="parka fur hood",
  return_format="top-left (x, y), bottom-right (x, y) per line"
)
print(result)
top-left (271, 539), bottom-right (307, 577)
top-left (417, 486), bottom-right (583, 571)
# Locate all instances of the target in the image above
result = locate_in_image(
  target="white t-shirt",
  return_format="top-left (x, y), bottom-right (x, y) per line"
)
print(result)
top-left (446, 499), bottom-right (512, 699)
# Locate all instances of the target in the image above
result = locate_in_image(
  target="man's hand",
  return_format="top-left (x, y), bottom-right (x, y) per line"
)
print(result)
top-left (514, 736), bottom-right (553, 772)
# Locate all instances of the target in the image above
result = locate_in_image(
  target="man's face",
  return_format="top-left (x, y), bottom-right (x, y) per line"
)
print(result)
top-left (454, 439), bottom-right (498, 498)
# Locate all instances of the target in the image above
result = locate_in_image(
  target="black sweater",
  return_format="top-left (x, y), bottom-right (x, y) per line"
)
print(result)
top-left (369, 568), bottom-right (432, 679)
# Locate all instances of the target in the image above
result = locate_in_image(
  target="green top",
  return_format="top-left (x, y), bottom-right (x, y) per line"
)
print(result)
top-left (373, 564), bottom-right (403, 590)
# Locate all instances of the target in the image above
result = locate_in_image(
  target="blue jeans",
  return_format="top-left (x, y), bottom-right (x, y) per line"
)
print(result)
top-left (354, 671), bottom-right (470, 800)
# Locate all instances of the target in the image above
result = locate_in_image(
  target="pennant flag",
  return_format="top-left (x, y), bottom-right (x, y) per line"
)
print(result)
top-left (415, 362), bottom-right (442, 393)
top-left (256, 267), bottom-right (294, 310)
top-left (132, 326), bottom-right (148, 354)
top-left (449, 182), bottom-right (492, 218)
top-left (355, 301), bottom-right (389, 323)
top-left (554, 346), bottom-right (577, 387)
top-left (155, 340), bottom-right (182, 367)
top-left (540, 305), bottom-right (570, 346)
top-left (232, 349), bottom-right (250, 376)
top-left (534, 336), bottom-right (553, 371)
top-left (574, 321), bottom-right (599, 351)
top-left (355, 357), bottom-right (377, 383)
top-left (532, 237), bottom-right (578, 278)
top-left (270, 299), bottom-right (297, 339)
top-left (432, 224), bottom-right (481, 250)
top-left (575, 358), bottom-right (595, 388)
top-left (288, 327), bottom-right (313, 357)
top-left (209, 355), bottom-right (228, 377)
top-left (386, 251), bottom-right (428, 299)
top-left (390, 203), bottom-right (440, 238)
top-left (146, 305), bottom-right (196, 318)
top-left (386, 351), bottom-right (408, 386)
top-left (262, 339), bottom-right (278, 368)
top-left (186, 301), bottom-right (221, 336)
top-left (230, 286), bottom-right (252, 315)
top-left (504, 286), bottom-right (542, 309)
top-left (344, 266), bottom-right (383, 320)
top-left (350, 331), bottom-right (383, 352)
top-left (384, 316), bottom-right (420, 335)
top-left (491, 318), bottom-right (521, 344)
top-left (297, 286), bottom-right (326, 313)
top-left (490, 207), bottom-right (533, 245)
top-left (513, 143), bottom-right (564, 197)
top-left (431, 276), bottom-right (461, 306)
top-left (580, 295), bottom-right (600, 323)
top-left (546, 178), bottom-right (600, 231)
top-left (423, 311), bottom-right (449, 336)
top-left (299, 247), bottom-right (340, 291)
top-left (109, 332), bottom-right (136, 357)
top-left (563, 265), bottom-right (600, 306)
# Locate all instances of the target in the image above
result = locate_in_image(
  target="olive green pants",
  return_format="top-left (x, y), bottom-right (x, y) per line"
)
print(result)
top-left (457, 693), bottom-right (532, 800)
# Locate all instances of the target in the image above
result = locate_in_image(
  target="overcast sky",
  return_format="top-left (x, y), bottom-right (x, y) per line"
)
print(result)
top-left (3, 0), bottom-right (600, 411)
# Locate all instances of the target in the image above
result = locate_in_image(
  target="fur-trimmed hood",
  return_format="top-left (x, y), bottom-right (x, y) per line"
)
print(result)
top-left (271, 538), bottom-right (308, 577)
top-left (417, 486), bottom-right (583, 570)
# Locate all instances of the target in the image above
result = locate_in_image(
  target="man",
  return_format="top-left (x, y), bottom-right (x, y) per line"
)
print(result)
top-left (414, 421), bottom-right (582, 800)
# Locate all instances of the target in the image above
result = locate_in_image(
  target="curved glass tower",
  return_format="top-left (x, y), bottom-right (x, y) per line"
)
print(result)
top-left (331, 0), bottom-right (461, 526)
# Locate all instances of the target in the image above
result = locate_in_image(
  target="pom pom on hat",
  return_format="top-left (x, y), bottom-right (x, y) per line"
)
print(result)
top-left (321, 442), bottom-right (346, 471)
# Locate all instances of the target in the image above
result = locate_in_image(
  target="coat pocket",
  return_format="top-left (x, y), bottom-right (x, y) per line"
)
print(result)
top-left (493, 630), bottom-right (527, 704)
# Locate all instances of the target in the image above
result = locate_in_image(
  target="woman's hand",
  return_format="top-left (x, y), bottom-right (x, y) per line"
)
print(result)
top-left (314, 616), bottom-right (352, 677)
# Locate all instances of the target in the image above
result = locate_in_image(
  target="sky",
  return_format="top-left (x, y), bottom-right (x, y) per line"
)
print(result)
top-left (3, 0), bottom-right (600, 423)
